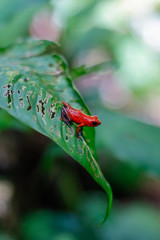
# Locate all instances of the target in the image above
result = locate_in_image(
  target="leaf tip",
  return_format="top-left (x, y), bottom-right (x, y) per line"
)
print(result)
top-left (100, 183), bottom-right (113, 226)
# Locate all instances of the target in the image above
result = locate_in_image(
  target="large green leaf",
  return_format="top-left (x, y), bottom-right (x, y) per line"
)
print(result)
top-left (96, 109), bottom-right (160, 176)
top-left (0, 39), bottom-right (112, 223)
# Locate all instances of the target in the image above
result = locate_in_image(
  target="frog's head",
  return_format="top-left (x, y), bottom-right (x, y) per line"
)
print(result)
top-left (91, 116), bottom-right (101, 126)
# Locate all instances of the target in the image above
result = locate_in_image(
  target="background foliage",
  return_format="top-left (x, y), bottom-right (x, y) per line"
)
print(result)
top-left (0, 0), bottom-right (160, 239)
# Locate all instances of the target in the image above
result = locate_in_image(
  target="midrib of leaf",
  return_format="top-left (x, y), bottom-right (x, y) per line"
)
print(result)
top-left (0, 39), bottom-right (112, 223)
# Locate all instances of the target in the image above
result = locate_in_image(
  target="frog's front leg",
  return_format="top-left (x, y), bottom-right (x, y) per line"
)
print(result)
top-left (76, 123), bottom-right (85, 138)
top-left (79, 126), bottom-right (84, 138)
top-left (61, 107), bottom-right (71, 128)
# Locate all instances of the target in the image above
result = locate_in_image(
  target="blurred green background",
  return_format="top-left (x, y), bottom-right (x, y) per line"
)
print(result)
top-left (0, 0), bottom-right (160, 239)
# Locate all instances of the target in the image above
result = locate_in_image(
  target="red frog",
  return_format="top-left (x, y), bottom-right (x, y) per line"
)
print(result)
top-left (61, 101), bottom-right (101, 138)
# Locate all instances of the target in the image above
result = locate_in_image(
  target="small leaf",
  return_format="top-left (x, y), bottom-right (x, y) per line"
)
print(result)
top-left (0, 39), bottom-right (112, 223)
top-left (70, 62), bottom-right (117, 80)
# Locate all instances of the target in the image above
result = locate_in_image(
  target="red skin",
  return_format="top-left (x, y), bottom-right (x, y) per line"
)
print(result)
top-left (61, 101), bottom-right (101, 137)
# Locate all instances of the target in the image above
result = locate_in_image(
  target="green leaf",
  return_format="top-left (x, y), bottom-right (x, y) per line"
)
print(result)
top-left (0, 39), bottom-right (112, 223)
top-left (96, 109), bottom-right (160, 176)
top-left (0, 0), bottom-right (49, 48)
top-left (70, 62), bottom-right (117, 80)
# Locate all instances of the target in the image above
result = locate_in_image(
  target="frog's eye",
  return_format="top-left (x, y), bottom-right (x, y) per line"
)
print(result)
top-left (92, 121), bottom-right (98, 126)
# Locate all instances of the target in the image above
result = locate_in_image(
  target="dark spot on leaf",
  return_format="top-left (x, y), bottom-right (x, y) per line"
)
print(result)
top-left (50, 126), bottom-right (54, 132)
top-left (19, 99), bottom-right (24, 108)
top-left (18, 90), bottom-right (21, 94)
top-left (3, 84), bottom-right (13, 108)
top-left (78, 146), bottom-right (83, 155)
top-left (36, 99), bottom-right (47, 117)
top-left (39, 99), bottom-right (45, 117)
top-left (7, 92), bottom-right (12, 106)
top-left (3, 89), bottom-right (12, 97)
top-left (48, 109), bottom-right (55, 119)
top-left (66, 135), bottom-right (68, 141)
top-left (3, 84), bottom-right (12, 89)
top-left (24, 78), bottom-right (29, 82)
top-left (27, 96), bottom-right (32, 111)
top-left (58, 89), bottom-right (64, 92)
top-left (19, 95), bottom-right (24, 108)
top-left (49, 63), bottom-right (53, 67)
top-left (36, 105), bottom-right (39, 112)
top-left (26, 92), bottom-right (32, 111)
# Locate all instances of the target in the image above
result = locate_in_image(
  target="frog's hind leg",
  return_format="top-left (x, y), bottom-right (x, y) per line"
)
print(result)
top-left (61, 107), bottom-right (71, 128)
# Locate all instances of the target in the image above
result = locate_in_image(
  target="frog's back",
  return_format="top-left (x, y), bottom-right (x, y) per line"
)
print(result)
top-left (69, 108), bottom-right (90, 124)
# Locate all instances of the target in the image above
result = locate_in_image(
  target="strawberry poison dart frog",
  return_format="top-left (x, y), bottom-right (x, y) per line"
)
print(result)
top-left (61, 101), bottom-right (101, 138)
